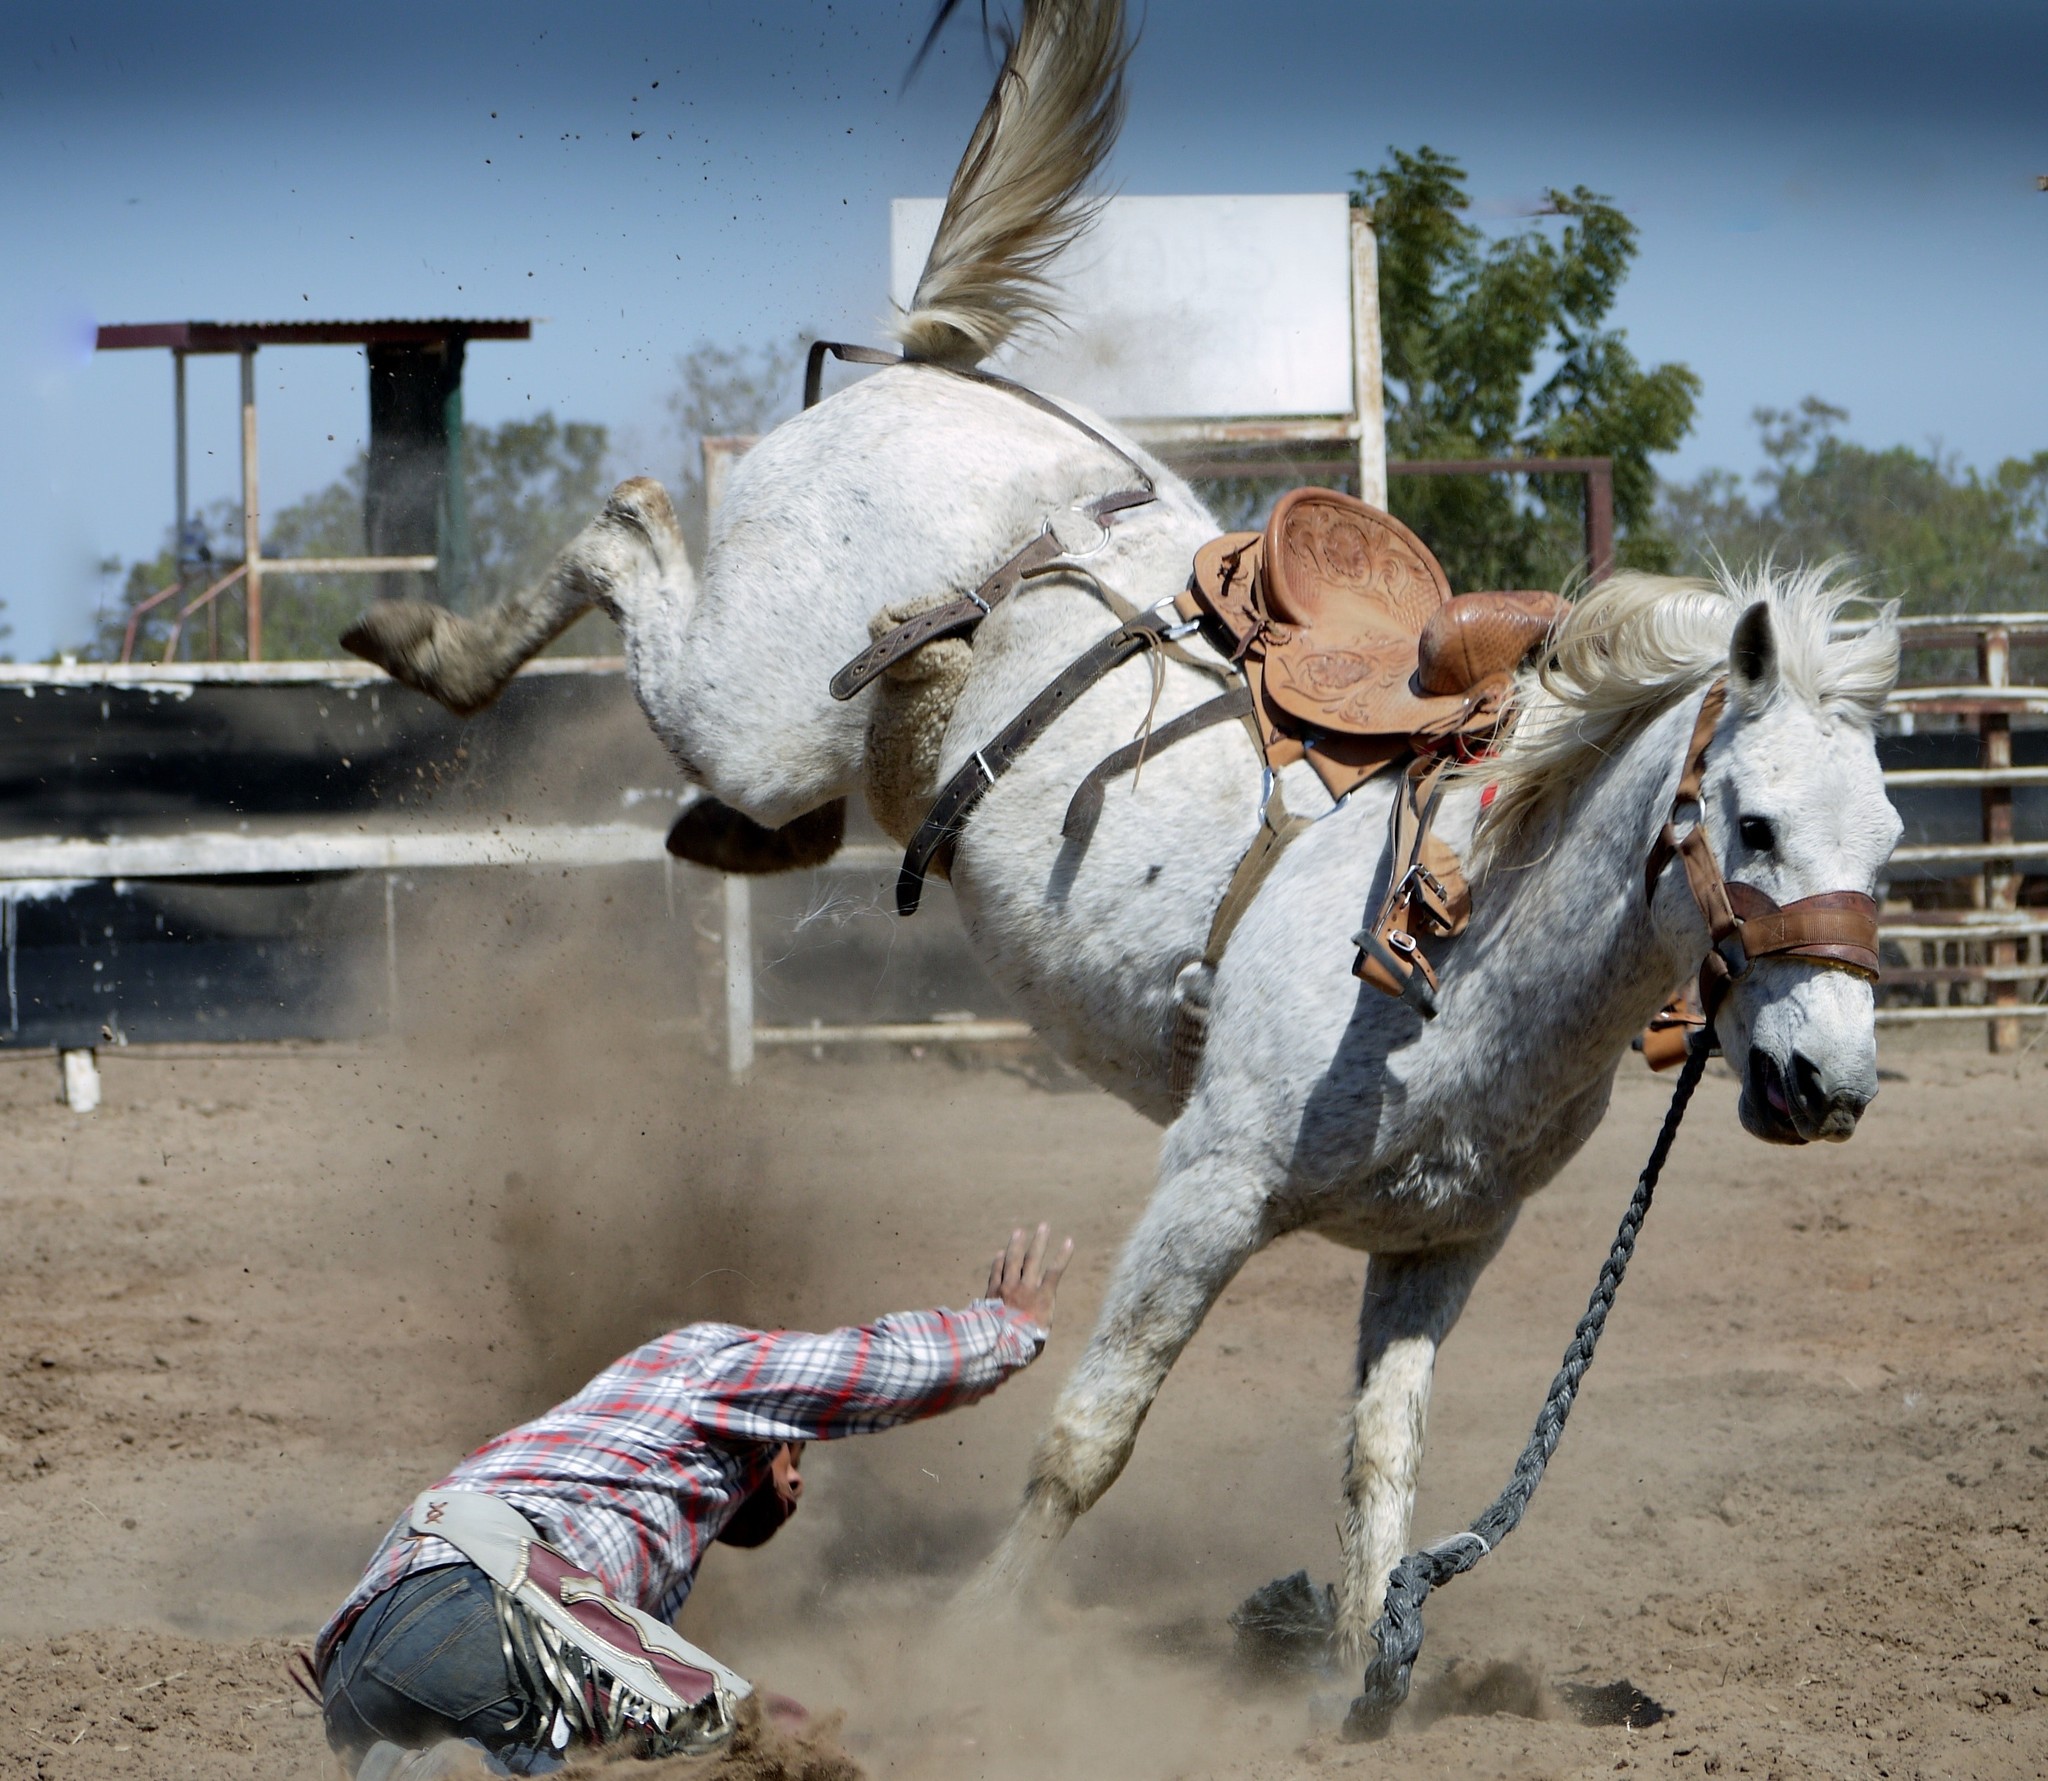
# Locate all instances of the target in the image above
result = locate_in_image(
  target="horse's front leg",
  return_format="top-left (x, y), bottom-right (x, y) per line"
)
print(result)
top-left (969, 1148), bottom-right (1279, 1601)
top-left (1333, 1225), bottom-right (1513, 1664)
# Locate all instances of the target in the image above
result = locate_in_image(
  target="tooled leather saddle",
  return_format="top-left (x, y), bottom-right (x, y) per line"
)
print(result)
top-left (1157, 489), bottom-right (1568, 1026)
top-left (887, 483), bottom-right (1570, 1049)
top-left (1185, 487), bottom-right (1566, 799)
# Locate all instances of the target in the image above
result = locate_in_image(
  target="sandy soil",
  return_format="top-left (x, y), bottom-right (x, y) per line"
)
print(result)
top-left (3, 948), bottom-right (2045, 1781)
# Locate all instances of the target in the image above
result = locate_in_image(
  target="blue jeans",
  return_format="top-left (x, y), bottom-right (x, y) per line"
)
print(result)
top-left (322, 1565), bottom-right (562, 1775)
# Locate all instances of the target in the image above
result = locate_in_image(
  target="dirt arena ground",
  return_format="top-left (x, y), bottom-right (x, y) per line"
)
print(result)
top-left (3, 923), bottom-right (2045, 1780)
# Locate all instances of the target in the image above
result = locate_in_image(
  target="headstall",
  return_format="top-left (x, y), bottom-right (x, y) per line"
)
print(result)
top-left (1645, 678), bottom-right (1881, 1027)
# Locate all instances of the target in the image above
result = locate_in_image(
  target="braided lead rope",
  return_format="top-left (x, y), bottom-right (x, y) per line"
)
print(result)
top-left (1342, 1036), bottom-right (1712, 1741)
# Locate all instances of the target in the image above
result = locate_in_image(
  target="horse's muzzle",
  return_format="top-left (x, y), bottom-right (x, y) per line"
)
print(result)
top-left (1744, 1045), bottom-right (1870, 1145)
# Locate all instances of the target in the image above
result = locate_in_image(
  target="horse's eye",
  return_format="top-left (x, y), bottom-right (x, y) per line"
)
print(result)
top-left (1739, 815), bottom-right (1776, 853)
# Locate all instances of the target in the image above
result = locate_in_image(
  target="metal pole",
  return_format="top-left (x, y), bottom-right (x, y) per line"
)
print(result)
top-left (1349, 207), bottom-right (1388, 510)
top-left (723, 874), bottom-right (754, 1075)
top-left (173, 350), bottom-right (188, 564)
top-left (1979, 626), bottom-right (2018, 1053)
top-left (1584, 461), bottom-right (1616, 584)
top-left (240, 348), bottom-right (262, 661)
top-left (439, 358), bottom-right (470, 611)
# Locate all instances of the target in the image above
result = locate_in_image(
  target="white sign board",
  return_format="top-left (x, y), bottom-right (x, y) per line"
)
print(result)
top-left (889, 193), bottom-right (1355, 422)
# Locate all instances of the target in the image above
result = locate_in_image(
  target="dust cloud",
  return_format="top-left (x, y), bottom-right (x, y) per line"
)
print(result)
top-left (320, 827), bottom-right (1270, 1781)
top-left (7, 675), bottom-right (2048, 1779)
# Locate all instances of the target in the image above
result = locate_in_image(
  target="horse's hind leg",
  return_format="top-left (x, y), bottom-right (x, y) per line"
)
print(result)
top-left (346, 477), bottom-right (849, 870)
top-left (341, 477), bottom-right (686, 717)
top-left (664, 795), bottom-right (847, 875)
top-left (1330, 1227), bottom-right (1511, 1664)
top-left (969, 1146), bottom-right (1278, 1601)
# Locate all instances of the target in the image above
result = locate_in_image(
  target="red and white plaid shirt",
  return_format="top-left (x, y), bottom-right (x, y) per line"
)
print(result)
top-left (318, 1300), bottom-right (1044, 1665)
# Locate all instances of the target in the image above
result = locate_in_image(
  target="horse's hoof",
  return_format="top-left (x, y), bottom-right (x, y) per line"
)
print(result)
top-left (340, 600), bottom-right (502, 717)
top-left (605, 476), bottom-right (684, 551)
top-left (340, 599), bottom-right (439, 672)
top-left (1228, 1570), bottom-right (1337, 1679)
top-left (666, 797), bottom-right (847, 874)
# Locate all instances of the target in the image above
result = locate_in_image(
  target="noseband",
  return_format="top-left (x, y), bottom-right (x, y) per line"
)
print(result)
top-left (1645, 680), bottom-right (1881, 1022)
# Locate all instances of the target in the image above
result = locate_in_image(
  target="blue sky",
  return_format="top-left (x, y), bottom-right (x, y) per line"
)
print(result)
top-left (2, 0), bottom-right (2042, 659)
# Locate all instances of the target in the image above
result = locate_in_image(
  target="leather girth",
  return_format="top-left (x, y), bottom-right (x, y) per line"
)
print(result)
top-left (1061, 686), bottom-right (1255, 848)
top-left (897, 607), bottom-right (1192, 916)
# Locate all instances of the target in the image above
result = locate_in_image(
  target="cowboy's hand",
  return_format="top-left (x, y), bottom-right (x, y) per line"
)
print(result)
top-left (984, 1222), bottom-right (1073, 1331)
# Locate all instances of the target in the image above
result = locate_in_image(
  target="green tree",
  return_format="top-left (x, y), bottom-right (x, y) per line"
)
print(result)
top-left (85, 498), bottom-right (247, 664)
top-left (665, 337), bottom-right (806, 559)
top-left (462, 415), bottom-right (615, 613)
top-left (256, 467), bottom-right (373, 659)
top-left (1353, 146), bottom-right (1701, 589)
top-left (1661, 397), bottom-right (2048, 616)
top-left (455, 414), bottom-right (617, 656)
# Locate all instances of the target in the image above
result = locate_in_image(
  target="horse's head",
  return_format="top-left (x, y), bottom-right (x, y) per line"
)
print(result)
top-left (1678, 596), bottom-right (1901, 1144)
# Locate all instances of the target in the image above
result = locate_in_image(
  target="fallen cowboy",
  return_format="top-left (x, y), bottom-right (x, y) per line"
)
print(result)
top-left (310, 1224), bottom-right (1074, 1777)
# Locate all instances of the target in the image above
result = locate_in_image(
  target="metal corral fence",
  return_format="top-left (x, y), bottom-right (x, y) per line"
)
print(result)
top-left (720, 610), bottom-right (2048, 1069)
top-left (0, 656), bottom-right (999, 1103)
top-left (1872, 613), bottom-right (2048, 1051)
top-left (1, 612), bottom-right (2041, 1108)
top-left (0, 658), bottom-right (695, 1107)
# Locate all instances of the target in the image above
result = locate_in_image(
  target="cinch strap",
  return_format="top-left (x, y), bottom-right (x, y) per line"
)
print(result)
top-left (897, 609), bottom-right (1187, 915)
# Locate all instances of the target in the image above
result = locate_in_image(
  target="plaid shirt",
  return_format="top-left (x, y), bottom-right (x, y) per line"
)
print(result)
top-left (317, 1300), bottom-right (1043, 1665)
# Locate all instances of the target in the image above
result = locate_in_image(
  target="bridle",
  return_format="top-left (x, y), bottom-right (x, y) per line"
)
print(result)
top-left (1644, 678), bottom-right (1881, 1029)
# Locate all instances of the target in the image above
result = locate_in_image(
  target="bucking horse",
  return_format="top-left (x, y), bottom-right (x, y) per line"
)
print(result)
top-left (343, 0), bottom-right (1901, 1700)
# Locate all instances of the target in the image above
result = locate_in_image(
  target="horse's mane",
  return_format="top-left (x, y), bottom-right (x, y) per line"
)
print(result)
top-left (1469, 561), bottom-right (1900, 872)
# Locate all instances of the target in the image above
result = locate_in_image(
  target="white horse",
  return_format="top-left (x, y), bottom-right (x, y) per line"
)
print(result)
top-left (346, 0), bottom-right (1902, 1665)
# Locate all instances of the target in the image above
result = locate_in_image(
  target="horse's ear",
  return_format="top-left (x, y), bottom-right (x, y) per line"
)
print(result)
top-left (1729, 600), bottom-right (1778, 705)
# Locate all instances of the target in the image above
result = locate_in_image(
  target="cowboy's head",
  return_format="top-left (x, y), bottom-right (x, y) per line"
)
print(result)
top-left (715, 1442), bottom-right (804, 1548)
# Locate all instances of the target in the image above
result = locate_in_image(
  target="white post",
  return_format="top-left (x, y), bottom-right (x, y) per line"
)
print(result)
top-left (700, 443), bottom-right (761, 1077)
top-left (701, 435), bottom-right (761, 522)
top-left (1350, 207), bottom-right (1388, 510)
top-left (384, 872), bottom-right (400, 1033)
top-left (60, 1048), bottom-right (101, 1113)
top-left (723, 875), bottom-right (754, 1075)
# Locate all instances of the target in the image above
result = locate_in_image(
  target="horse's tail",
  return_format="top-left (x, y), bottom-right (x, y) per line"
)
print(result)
top-left (893, 0), bottom-right (1132, 368)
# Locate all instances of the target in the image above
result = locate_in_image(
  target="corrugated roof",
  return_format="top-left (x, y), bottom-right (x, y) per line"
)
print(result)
top-left (96, 319), bottom-right (533, 352)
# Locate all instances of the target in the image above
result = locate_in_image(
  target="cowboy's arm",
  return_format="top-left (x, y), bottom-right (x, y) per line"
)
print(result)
top-left (693, 1225), bottom-right (1073, 1443)
top-left (691, 1301), bottom-right (1042, 1444)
